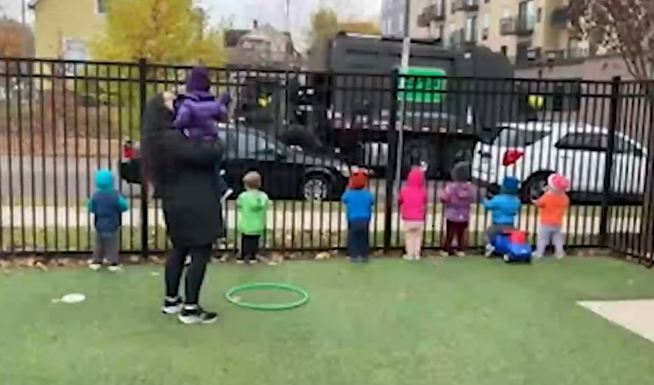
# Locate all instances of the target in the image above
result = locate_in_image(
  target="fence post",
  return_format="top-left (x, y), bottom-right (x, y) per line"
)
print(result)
top-left (383, 69), bottom-right (400, 251)
top-left (138, 58), bottom-right (149, 260)
top-left (599, 76), bottom-right (621, 247)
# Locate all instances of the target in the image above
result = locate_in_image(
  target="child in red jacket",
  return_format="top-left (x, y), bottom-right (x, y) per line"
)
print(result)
top-left (398, 167), bottom-right (428, 261)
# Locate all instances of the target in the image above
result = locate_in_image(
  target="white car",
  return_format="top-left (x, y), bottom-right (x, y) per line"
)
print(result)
top-left (471, 122), bottom-right (648, 201)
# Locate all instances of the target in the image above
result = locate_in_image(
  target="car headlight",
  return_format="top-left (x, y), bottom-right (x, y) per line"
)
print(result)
top-left (337, 165), bottom-right (352, 177)
top-left (337, 165), bottom-right (372, 177)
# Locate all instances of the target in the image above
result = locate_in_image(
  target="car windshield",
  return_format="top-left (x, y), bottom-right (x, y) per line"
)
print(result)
top-left (493, 127), bottom-right (550, 148)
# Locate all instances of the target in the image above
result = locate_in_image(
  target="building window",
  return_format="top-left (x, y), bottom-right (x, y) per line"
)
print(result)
top-left (519, 1), bottom-right (536, 28)
top-left (96, 0), bottom-right (107, 14)
top-left (451, 0), bottom-right (456, 14)
top-left (63, 39), bottom-right (88, 74)
top-left (482, 13), bottom-right (489, 40)
top-left (64, 39), bottom-right (88, 61)
top-left (537, 7), bottom-right (542, 22)
top-left (465, 16), bottom-right (477, 42)
top-left (500, 45), bottom-right (508, 56)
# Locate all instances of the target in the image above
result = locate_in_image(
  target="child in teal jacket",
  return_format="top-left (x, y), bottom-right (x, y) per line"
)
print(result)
top-left (237, 171), bottom-right (269, 264)
top-left (87, 169), bottom-right (129, 271)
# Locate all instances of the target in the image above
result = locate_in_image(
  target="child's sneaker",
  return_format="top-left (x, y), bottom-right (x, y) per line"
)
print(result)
top-left (89, 262), bottom-right (102, 271)
top-left (555, 253), bottom-right (565, 260)
top-left (455, 251), bottom-right (466, 257)
top-left (414, 255), bottom-right (422, 261)
top-left (248, 259), bottom-right (258, 265)
top-left (161, 297), bottom-right (183, 314)
top-left (178, 305), bottom-right (218, 325)
top-left (484, 244), bottom-right (495, 257)
top-left (402, 255), bottom-right (413, 261)
top-left (107, 264), bottom-right (122, 273)
top-left (236, 259), bottom-right (245, 265)
top-left (439, 251), bottom-right (449, 258)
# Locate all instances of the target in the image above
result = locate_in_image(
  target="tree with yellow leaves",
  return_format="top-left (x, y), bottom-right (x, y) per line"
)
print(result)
top-left (91, 0), bottom-right (224, 66)
top-left (306, 7), bottom-right (380, 63)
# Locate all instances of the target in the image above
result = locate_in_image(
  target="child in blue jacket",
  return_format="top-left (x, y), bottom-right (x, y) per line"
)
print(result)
top-left (87, 169), bottom-right (129, 272)
top-left (341, 171), bottom-right (374, 263)
top-left (482, 176), bottom-right (521, 257)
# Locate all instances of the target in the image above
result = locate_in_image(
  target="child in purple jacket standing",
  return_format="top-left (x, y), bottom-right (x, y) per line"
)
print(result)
top-left (440, 162), bottom-right (475, 256)
top-left (173, 66), bottom-right (232, 202)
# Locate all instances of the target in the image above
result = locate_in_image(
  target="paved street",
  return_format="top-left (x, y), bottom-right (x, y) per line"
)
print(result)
top-left (0, 156), bottom-right (121, 203)
top-left (0, 156), bottom-right (461, 204)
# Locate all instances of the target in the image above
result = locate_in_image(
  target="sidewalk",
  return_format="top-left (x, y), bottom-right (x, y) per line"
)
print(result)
top-left (0, 205), bottom-right (642, 234)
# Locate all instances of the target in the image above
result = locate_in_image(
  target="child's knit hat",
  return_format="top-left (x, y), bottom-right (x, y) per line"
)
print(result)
top-left (348, 170), bottom-right (368, 190)
top-left (185, 66), bottom-right (211, 93)
top-left (548, 173), bottom-right (570, 192)
top-left (451, 161), bottom-right (471, 182)
top-left (500, 176), bottom-right (520, 195)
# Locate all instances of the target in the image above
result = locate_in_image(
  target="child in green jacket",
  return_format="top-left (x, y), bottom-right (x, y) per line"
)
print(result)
top-left (237, 171), bottom-right (269, 264)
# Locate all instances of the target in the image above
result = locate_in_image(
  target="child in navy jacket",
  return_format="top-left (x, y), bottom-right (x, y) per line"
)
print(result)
top-left (87, 169), bottom-right (129, 271)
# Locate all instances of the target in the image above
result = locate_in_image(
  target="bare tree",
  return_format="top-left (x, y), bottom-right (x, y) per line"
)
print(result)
top-left (571, 0), bottom-right (654, 81)
top-left (572, 0), bottom-right (654, 257)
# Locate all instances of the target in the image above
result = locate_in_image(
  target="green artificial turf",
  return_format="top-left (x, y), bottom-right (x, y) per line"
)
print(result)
top-left (1, 257), bottom-right (654, 385)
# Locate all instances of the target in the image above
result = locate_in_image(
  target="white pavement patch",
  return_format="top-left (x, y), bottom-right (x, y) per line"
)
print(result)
top-left (0, 205), bottom-right (642, 233)
top-left (578, 300), bottom-right (654, 344)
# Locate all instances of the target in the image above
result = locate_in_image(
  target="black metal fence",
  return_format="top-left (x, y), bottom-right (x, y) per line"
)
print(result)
top-left (0, 57), bottom-right (652, 265)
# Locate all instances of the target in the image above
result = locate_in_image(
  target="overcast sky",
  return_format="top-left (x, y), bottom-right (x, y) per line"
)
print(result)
top-left (2, 0), bottom-right (382, 49)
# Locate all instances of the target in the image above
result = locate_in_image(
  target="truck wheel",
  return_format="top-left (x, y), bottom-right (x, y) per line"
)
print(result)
top-left (402, 140), bottom-right (436, 177)
top-left (521, 172), bottom-right (552, 202)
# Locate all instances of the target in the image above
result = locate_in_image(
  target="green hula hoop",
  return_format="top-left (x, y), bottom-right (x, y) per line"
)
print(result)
top-left (225, 282), bottom-right (309, 311)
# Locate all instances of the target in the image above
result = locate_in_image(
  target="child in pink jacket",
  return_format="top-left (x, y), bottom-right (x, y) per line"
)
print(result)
top-left (398, 167), bottom-right (428, 260)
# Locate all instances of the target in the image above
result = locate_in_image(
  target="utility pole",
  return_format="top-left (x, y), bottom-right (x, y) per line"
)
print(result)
top-left (21, 0), bottom-right (27, 25)
top-left (393, 0), bottom-right (411, 193)
top-left (285, 0), bottom-right (290, 32)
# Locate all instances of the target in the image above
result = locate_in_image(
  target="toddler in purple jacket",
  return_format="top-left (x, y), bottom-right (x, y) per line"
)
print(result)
top-left (173, 66), bottom-right (232, 202)
top-left (440, 162), bottom-right (475, 256)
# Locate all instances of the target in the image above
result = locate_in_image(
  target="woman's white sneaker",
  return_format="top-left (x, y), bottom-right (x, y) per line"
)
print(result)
top-left (178, 305), bottom-right (218, 325)
top-left (161, 297), bottom-right (183, 314)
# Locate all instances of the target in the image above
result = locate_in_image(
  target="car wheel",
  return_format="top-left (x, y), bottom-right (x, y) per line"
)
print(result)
top-left (302, 174), bottom-right (331, 202)
top-left (521, 173), bottom-right (551, 202)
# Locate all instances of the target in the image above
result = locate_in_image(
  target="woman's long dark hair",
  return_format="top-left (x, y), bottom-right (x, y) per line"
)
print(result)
top-left (140, 93), bottom-right (174, 187)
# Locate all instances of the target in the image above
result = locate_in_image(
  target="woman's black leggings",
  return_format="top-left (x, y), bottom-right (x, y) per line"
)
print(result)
top-left (165, 244), bottom-right (212, 305)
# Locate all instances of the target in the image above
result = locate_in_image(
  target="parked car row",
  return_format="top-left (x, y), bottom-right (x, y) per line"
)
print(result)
top-left (120, 121), bottom-right (649, 203)
top-left (119, 123), bottom-right (361, 201)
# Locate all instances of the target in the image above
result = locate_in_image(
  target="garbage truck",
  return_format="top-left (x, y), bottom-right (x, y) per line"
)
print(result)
top-left (232, 32), bottom-right (535, 179)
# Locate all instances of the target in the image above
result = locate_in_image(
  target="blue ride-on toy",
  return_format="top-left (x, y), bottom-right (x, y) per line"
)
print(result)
top-left (489, 230), bottom-right (533, 264)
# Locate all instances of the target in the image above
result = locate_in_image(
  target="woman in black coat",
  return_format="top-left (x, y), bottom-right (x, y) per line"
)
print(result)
top-left (142, 93), bottom-right (223, 325)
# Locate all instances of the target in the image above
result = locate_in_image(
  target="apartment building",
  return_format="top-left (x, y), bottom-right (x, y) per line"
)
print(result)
top-left (381, 0), bottom-right (587, 65)
top-left (381, 0), bottom-right (407, 36)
